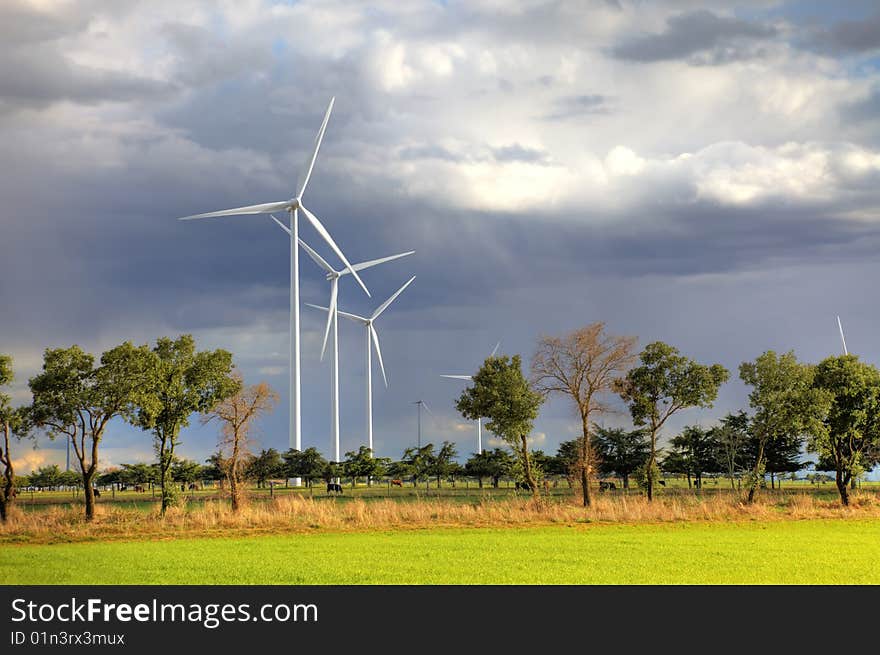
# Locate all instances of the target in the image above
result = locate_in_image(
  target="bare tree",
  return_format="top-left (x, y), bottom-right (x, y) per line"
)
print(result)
top-left (531, 323), bottom-right (637, 507)
top-left (201, 379), bottom-right (278, 512)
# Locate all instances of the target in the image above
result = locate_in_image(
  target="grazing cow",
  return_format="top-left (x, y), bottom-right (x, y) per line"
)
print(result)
top-left (326, 482), bottom-right (343, 494)
top-left (515, 481), bottom-right (531, 491)
top-left (93, 488), bottom-right (101, 498)
top-left (188, 483), bottom-right (198, 491)
top-left (390, 479), bottom-right (403, 487)
top-left (134, 485), bottom-right (145, 493)
top-left (657, 480), bottom-right (666, 487)
top-left (599, 481), bottom-right (617, 491)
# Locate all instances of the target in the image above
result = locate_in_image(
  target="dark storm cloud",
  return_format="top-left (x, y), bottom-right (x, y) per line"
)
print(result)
top-left (491, 144), bottom-right (547, 163)
top-left (611, 10), bottom-right (777, 63)
top-left (0, 47), bottom-right (176, 112)
top-left (841, 87), bottom-right (880, 128)
top-left (0, 1), bottom-right (173, 112)
top-left (3, 0), bottom-right (880, 472)
top-left (542, 94), bottom-right (613, 120)
top-left (800, 12), bottom-right (880, 55)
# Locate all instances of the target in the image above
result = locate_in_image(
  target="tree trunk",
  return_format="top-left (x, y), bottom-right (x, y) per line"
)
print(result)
top-left (82, 472), bottom-right (96, 521)
top-left (646, 428), bottom-right (657, 502)
top-left (686, 472), bottom-right (692, 489)
top-left (520, 434), bottom-right (539, 498)
top-left (747, 440), bottom-right (765, 504)
top-left (835, 469), bottom-right (850, 506)
top-left (157, 431), bottom-right (177, 515)
top-left (1, 422), bottom-right (15, 523)
top-left (622, 473), bottom-right (629, 489)
top-left (579, 419), bottom-right (592, 507)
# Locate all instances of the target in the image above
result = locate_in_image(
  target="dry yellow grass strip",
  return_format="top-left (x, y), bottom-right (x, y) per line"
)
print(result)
top-left (3, 493), bottom-right (880, 546)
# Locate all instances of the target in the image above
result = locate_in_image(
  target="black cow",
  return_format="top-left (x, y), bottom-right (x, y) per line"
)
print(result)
top-left (599, 481), bottom-right (617, 491)
top-left (657, 480), bottom-right (666, 487)
top-left (515, 481), bottom-right (531, 491)
top-left (93, 488), bottom-right (101, 498)
top-left (326, 482), bottom-right (343, 494)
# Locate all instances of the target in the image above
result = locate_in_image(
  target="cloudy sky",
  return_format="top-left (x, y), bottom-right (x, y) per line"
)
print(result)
top-left (2, 0), bottom-right (879, 475)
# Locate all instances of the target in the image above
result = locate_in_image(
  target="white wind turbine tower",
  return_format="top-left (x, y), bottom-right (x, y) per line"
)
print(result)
top-left (440, 341), bottom-right (500, 455)
top-left (283, 230), bottom-right (413, 463)
top-left (308, 276), bottom-right (416, 458)
top-left (837, 315), bottom-right (849, 355)
top-left (177, 98), bottom-right (370, 475)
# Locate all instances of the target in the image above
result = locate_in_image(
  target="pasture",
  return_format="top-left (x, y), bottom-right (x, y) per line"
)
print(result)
top-left (3, 519), bottom-right (880, 584)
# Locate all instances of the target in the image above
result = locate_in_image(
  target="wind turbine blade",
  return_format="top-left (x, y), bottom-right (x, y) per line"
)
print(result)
top-left (297, 96), bottom-right (335, 200)
top-left (269, 214), bottom-right (292, 237)
top-left (320, 279), bottom-right (338, 360)
top-left (837, 315), bottom-right (848, 355)
top-left (340, 251), bottom-right (416, 276)
top-left (371, 275), bottom-right (416, 320)
top-left (298, 237), bottom-right (335, 274)
top-left (490, 341), bottom-right (501, 357)
top-left (178, 200), bottom-right (290, 220)
top-left (306, 303), bottom-right (369, 325)
top-left (370, 325), bottom-right (387, 387)
top-left (440, 375), bottom-right (473, 380)
top-left (300, 204), bottom-right (371, 298)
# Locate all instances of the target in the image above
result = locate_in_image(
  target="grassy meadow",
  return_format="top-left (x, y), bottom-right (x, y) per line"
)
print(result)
top-left (3, 487), bottom-right (880, 584)
top-left (3, 519), bottom-right (880, 584)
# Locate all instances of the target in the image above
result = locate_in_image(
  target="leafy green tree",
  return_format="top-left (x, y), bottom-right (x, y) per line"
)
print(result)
top-left (29, 464), bottom-right (63, 489)
top-left (283, 448), bottom-right (329, 487)
top-left (555, 440), bottom-right (580, 486)
top-left (662, 425), bottom-right (719, 489)
top-left (343, 446), bottom-right (387, 486)
top-left (248, 448), bottom-right (284, 488)
top-left (172, 458), bottom-right (204, 487)
top-left (28, 343), bottom-right (154, 520)
top-left (739, 351), bottom-right (831, 503)
top-left (457, 355), bottom-right (544, 496)
top-left (96, 468), bottom-right (123, 488)
top-left (464, 448), bottom-right (512, 488)
top-left (401, 444), bottom-right (435, 486)
top-left (591, 425), bottom-right (650, 489)
top-left (1, 354), bottom-right (27, 522)
top-left (741, 430), bottom-right (803, 489)
top-left (120, 462), bottom-right (158, 487)
top-left (532, 324), bottom-right (637, 506)
top-left (614, 342), bottom-right (729, 501)
top-left (714, 411), bottom-right (750, 491)
top-left (386, 458), bottom-right (413, 484)
top-left (133, 335), bottom-right (239, 514)
top-left (59, 469), bottom-right (82, 488)
top-left (809, 355), bottom-right (880, 505)
top-left (428, 441), bottom-right (459, 487)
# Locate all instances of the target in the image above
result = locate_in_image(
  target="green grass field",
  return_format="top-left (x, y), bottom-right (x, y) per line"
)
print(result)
top-left (4, 519), bottom-right (879, 584)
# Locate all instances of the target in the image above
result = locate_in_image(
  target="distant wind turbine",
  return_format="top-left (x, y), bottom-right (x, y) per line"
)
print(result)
top-left (440, 341), bottom-right (501, 454)
top-left (177, 97), bottom-right (369, 467)
top-left (837, 315), bottom-right (849, 355)
top-left (308, 276), bottom-right (416, 458)
top-left (412, 400), bottom-right (433, 448)
top-left (286, 232), bottom-right (412, 462)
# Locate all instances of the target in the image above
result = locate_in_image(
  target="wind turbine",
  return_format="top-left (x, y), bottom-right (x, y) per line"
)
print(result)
top-left (284, 231), bottom-right (413, 464)
top-left (308, 276), bottom-right (416, 458)
top-left (177, 97), bottom-right (370, 471)
top-left (440, 341), bottom-right (500, 454)
top-left (837, 315), bottom-right (849, 355)
top-left (412, 400), bottom-right (433, 448)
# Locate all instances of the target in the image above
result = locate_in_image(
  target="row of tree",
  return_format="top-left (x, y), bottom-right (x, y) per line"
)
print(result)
top-left (0, 336), bottom-right (278, 521)
top-left (453, 323), bottom-right (880, 507)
